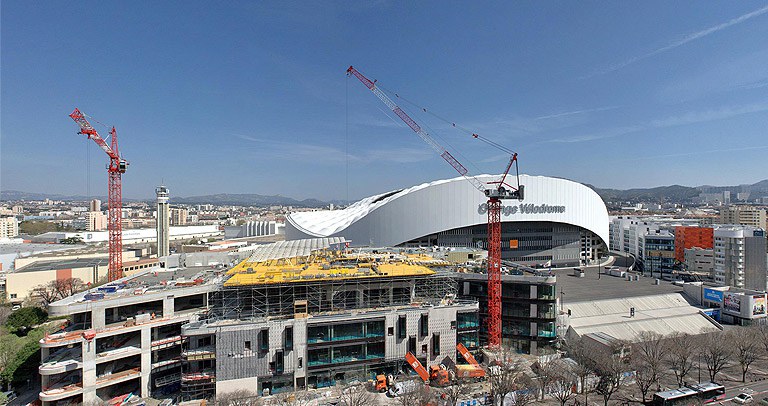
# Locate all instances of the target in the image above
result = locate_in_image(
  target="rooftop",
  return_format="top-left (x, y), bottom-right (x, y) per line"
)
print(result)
top-left (566, 292), bottom-right (720, 341)
top-left (15, 256), bottom-right (109, 273)
top-left (225, 250), bottom-right (441, 287)
top-left (554, 266), bottom-right (683, 304)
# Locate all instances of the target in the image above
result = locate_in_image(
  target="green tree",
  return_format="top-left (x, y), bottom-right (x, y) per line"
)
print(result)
top-left (5, 307), bottom-right (47, 332)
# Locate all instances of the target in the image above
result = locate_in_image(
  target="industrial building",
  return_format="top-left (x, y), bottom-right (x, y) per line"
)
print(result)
top-left (29, 224), bottom-right (221, 244)
top-left (286, 174), bottom-right (609, 268)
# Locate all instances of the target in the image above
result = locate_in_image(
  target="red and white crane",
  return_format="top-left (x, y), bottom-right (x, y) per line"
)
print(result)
top-left (69, 108), bottom-right (129, 282)
top-left (346, 66), bottom-right (523, 347)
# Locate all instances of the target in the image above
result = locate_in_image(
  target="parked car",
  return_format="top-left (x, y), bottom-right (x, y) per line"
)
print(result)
top-left (734, 393), bottom-right (753, 404)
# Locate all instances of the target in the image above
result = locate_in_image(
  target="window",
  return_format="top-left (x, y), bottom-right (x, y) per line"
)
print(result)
top-left (419, 314), bottom-right (428, 337)
top-left (397, 315), bottom-right (407, 339)
top-left (259, 329), bottom-right (269, 353)
top-left (245, 341), bottom-right (251, 351)
top-left (388, 326), bottom-right (394, 336)
top-left (275, 350), bottom-right (284, 374)
top-left (298, 357), bottom-right (303, 369)
top-left (284, 327), bottom-right (293, 350)
top-left (408, 336), bottom-right (417, 353)
top-left (432, 333), bottom-right (440, 356)
top-left (9, 294), bottom-right (16, 299)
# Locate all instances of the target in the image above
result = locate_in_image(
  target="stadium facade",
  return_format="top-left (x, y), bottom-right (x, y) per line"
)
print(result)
top-left (287, 175), bottom-right (609, 267)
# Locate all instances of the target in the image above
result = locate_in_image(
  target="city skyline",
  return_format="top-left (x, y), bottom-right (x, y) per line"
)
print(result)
top-left (2, 2), bottom-right (767, 201)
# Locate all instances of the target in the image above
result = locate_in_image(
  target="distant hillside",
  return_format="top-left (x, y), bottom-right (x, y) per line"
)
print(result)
top-left (173, 193), bottom-right (327, 207)
top-left (0, 190), bottom-right (105, 202)
top-left (589, 184), bottom-right (702, 203)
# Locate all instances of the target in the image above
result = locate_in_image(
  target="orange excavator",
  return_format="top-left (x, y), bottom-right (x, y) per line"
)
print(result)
top-left (405, 352), bottom-right (450, 386)
top-left (455, 343), bottom-right (486, 380)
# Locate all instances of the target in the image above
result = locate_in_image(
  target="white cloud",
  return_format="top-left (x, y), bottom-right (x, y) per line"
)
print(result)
top-left (588, 5), bottom-right (768, 77)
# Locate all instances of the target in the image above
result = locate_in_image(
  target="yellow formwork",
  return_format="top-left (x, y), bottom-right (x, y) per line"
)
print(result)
top-left (224, 259), bottom-right (435, 287)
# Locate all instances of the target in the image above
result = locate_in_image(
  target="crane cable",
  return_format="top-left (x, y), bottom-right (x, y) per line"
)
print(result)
top-left (376, 84), bottom-right (517, 156)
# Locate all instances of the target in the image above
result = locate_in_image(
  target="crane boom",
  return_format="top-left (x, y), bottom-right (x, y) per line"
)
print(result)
top-left (346, 66), bottom-right (486, 193)
top-left (69, 108), bottom-right (117, 159)
top-left (347, 65), bottom-right (523, 348)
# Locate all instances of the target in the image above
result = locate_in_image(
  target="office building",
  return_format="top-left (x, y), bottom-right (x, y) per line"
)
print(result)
top-left (685, 247), bottom-right (715, 277)
top-left (674, 226), bottom-right (713, 262)
top-left (454, 272), bottom-right (556, 354)
top-left (641, 230), bottom-right (675, 277)
top-left (714, 226), bottom-right (767, 291)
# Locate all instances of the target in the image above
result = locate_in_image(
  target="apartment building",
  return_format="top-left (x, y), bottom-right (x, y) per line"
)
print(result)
top-left (675, 226), bottom-right (713, 262)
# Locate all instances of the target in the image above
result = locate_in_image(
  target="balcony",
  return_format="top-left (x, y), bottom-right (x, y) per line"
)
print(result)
top-left (96, 345), bottom-right (142, 364)
top-left (95, 368), bottom-right (141, 389)
top-left (152, 335), bottom-right (183, 350)
top-left (39, 382), bottom-right (83, 402)
top-left (182, 346), bottom-right (216, 361)
top-left (39, 347), bottom-right (83, 375)
top-left (182, 370), bottom-right (216, 383)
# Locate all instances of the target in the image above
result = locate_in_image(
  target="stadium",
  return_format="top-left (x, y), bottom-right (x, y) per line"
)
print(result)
top-left (286, 174), bottom-right (609, 267)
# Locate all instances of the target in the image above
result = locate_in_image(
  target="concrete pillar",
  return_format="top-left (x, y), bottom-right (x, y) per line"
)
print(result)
top-left (140, 326), bottom-right (152, 398)
top-left (81, 338), bottom-right (98, 404)
top-left (92, 309), bottom-right (106, 330)
top-left (163, 297), bottom-right (174, 318)
top-left (530, 285), bottom-right (537, 300)
top-left (529, 303), bottom-right (537, 318)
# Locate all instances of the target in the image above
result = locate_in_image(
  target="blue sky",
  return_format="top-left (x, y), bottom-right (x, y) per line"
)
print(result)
top-left (2, 1), bottom-right (767, 201)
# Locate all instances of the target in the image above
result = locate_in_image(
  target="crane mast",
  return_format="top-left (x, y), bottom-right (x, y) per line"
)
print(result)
top-left (70, 108), bottom-right (129, 282)
top-left (347, 66), bottom-right (523, 347)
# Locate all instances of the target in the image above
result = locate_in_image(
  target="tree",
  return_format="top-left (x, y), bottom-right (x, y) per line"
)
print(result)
top-left (270, 390), bottom-right (311, 406)
top-left (396, 380), bottom-right (435, 406)
top-left (533, 358), bottom-right (560, 400)
top-left (215, 389), bottom-right (260, 406)
top-left (486, 349), bottom-right (530, 406)
top-left (729, 327), bottom-right (763, 382)
top-left (0, 335), bottom-right (23, 376)
top-left (5, 307), bottom-right (47, 332)
top-left (339, 383), bottom-right (375, 406)
top-left (631, 354), bottom-right (656, 403)
top-left (547, 359), bottom-right (578, 406)
top-left (564, 336), bottom-right (597, 405)
top-left (32, 282), bottom-right (60, 307)
top-left (440, 378), bottom-right (472, 406)
top-left (591, 341), bottom-right (629, 406)
top-left (54, 278), bottom-right (85, 298)
top-left (665, 333), bottom-right (697, 387)
top-left (510, 375), bottom-right (537, 406)
top-left (699, 331), bottom-right (731, 382)
top-left (634, 331), bottom-right (668, 391)
top-left (0, 306), bottom-right (12, 326)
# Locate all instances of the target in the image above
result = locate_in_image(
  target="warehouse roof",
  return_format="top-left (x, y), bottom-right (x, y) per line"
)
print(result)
top-left (14, 257), bottom-right (109, 273)
top-left (566, 293), bottom-right (720, 342)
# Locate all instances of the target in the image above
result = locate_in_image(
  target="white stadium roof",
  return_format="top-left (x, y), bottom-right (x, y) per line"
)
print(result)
top-left (286, 174), bottom-right (609, 247)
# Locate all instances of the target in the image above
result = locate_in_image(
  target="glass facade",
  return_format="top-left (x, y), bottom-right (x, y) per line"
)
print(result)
top-left (307, 320), bottom-right (385, 344)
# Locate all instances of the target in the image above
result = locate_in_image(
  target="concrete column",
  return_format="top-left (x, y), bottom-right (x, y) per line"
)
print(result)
top-left (529, 303), bottom-right (537, 318)
top-left (140, 326), bottom-right (152, 398)
top-left (92, 309), bottom-right (106, 330)
top-left (163, 297), bottom-right (174, 318)
top-left (81, 338), bottom-right (98, 404)
top-left (530, 285), bottom-right (537, 300)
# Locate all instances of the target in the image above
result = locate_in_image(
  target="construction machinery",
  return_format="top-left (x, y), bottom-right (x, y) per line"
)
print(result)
top-left (347, 66), bottom-right (523, 347)
top-left (375, 374), bottom-right (394, 392)
top-left (69, 108), bottom-right (129, 282)
top-left (456, 343), bottom-right (486, 379)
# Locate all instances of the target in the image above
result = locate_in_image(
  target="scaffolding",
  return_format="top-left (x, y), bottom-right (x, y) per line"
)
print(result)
top-left (208, 272), bottom-right (457, 322)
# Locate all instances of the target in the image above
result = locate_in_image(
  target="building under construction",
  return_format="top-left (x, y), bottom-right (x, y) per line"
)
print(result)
top-left (180, 244), bottom-right (479, 400)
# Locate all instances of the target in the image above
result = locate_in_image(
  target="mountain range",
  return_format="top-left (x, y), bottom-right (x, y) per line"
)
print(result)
top-left (3, 179), bottom-right (767, 206)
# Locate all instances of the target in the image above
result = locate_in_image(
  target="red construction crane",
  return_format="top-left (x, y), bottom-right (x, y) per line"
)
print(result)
top-left (346, 66), bottom-right (523, 348)
top-left (69, 108), bottom-right (129, 282)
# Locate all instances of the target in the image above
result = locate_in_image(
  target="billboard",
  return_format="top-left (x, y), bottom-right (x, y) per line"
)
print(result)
top-left (704, 288), bottom-right (724, 304)
top-left (753, 296), bottom-right (766, 316)
top-left (724, 293), bottom-right (741, 314)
